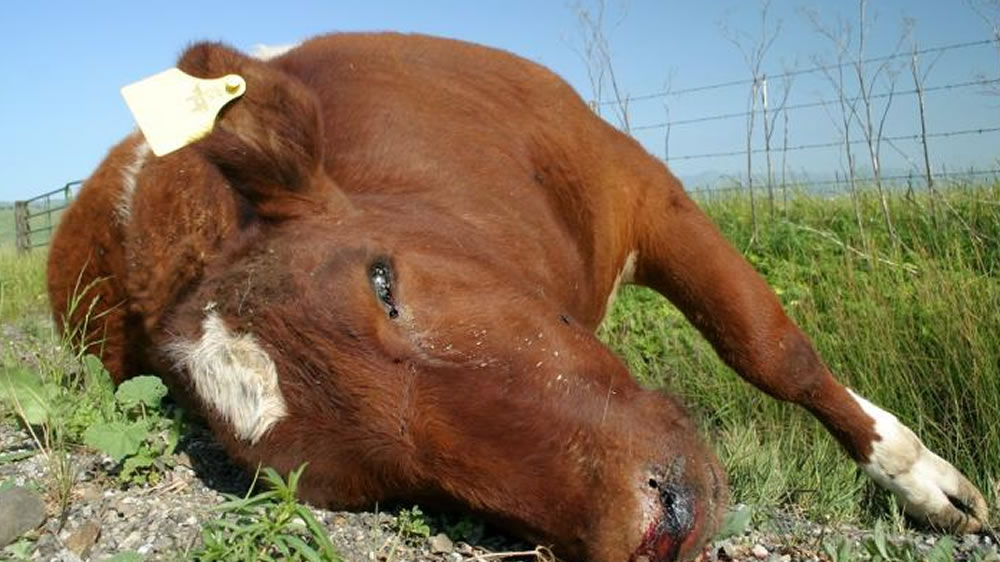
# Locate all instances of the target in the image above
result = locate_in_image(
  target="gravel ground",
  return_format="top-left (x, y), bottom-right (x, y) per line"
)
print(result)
top-left (0, 419), bottom-right (540, 561)
top-left (2, 424), bottom-right (997, 562)
top-left (2, 319), bottom-right (998, 562)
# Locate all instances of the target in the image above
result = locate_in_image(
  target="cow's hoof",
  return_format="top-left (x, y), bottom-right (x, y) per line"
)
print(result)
top-left (892, 447), bottom-right (988, 533)
top-left (849, 390), bottom-right (988, 533)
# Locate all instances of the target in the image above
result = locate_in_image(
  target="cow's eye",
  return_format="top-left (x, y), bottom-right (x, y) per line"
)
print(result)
top-left (370, 261), bottom-right (399, 319)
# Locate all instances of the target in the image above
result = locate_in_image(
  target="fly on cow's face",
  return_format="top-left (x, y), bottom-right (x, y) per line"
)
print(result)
top-left (370, 261), bottom-right (399, 319)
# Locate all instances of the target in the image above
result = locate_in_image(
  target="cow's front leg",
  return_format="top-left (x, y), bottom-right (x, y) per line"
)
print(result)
top-left (626, 170), bottom-right (988, 532)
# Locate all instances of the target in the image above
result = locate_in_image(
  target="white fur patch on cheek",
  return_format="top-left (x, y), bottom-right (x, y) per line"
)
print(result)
top-left (165, 312), bottom-right (287, 444)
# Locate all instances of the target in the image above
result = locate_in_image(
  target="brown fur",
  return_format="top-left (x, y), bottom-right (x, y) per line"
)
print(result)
top-left (49, 33), bottom-right (908, 561)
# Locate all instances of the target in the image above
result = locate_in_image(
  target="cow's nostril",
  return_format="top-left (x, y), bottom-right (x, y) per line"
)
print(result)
top-left (659, 486), bottom-right (694, 537)
top-left (635, 477), bottom-right (700, 562)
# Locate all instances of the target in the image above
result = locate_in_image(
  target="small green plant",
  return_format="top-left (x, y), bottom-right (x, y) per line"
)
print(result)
top-left (393, 505), bottom-right (432, 540)
top-left (82, 374), bottom-right (182, 486)
top-left (193, 464), bottom-right (341, 561)
top-left (857, 520), bottom-right (957, 562)
top-left (823, 536), bottom-right (858, 562)
top-left (442, 514), bottom-right (484, 543)
top-left (1, 537), bottom-right (35, 560)
top-left (714, 505), bottom-right (754, 540)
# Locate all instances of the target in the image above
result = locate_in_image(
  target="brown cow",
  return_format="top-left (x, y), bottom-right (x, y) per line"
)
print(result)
top-left (47, 33), bottom-right (987, 561)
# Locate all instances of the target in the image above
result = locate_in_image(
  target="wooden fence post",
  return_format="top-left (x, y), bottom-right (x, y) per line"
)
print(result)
top-left (14, 201), bottom-right (30, 254)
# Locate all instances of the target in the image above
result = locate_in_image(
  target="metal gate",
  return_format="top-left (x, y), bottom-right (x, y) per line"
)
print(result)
top-left (14, 181), bottom-right (83, 253)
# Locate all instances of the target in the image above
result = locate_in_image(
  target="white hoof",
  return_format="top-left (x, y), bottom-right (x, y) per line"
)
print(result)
top-left (848, 390), bottom-right (988, 533)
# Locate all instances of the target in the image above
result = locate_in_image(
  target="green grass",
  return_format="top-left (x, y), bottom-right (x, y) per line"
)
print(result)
top-left (0, 246), bottom-right (49, 323)
top-left (0, 207), bottom-right (15, 248)
top-left (600, 181), bottom-right (1000, 526)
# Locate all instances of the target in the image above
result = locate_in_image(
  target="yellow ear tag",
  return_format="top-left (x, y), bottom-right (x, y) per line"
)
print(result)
top-left (121, 68), bottom-right (247, 157)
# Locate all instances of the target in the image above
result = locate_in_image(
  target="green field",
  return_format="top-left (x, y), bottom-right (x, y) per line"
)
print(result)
top-left (2, 183), bottom-right (998, 531)
top-left (0, 207), bottom-right (15, 249)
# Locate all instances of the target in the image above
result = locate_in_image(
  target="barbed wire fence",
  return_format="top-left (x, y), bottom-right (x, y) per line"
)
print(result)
top-left (587, 37), bottom-right (1000, 205)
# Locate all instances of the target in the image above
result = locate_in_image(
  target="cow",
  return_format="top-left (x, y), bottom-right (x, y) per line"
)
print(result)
top-left (47, 33), bottom-right (987, 561)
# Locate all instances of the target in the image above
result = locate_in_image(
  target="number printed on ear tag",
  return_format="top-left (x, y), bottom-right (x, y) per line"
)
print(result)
top-left (121, 68), bottom-right (247, 157)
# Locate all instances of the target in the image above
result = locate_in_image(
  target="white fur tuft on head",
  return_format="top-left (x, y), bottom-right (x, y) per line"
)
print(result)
top-left (165, 312), bottom-right (287, 444)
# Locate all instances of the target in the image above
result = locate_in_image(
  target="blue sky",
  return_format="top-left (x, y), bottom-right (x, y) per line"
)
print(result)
top-left (2, 1), bottom-right (997, 201)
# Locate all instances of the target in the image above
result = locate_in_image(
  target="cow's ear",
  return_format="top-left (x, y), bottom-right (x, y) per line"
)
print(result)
top-left (177, 42), bottom-right (339, 219)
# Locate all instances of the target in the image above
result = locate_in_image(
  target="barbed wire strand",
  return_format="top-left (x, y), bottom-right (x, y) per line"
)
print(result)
top-left (632, 77), bottom-right (1000, 131)
top-left (595, 38), bottom-right (995, 106)
top-left (666, 125), bottom-right (1000, 162)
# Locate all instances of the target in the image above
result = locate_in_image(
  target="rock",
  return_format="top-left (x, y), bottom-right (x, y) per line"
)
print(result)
top-left (75, 484), bottom-right (97, 503)
top-left (64, 520), bottom-right (101, 558)
top-left (719, 542), bottom-right (746, 560)
top-left (0, 486), bottom-right (47, 547)
top-left (119, 529), bottom-right (144, 550)
top-left (430, 533), bottom-right (454, 554)
top-left (961, 534), bottom-right (979, 548)
top-left (112, 496), bottom-right (139, 517)
top-left (174, 451), bottom-right (193, 468)
top-left (752, 543), bottom-right (769, 559)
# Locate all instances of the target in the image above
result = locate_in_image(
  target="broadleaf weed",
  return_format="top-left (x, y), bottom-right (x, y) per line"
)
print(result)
top-left (394, 506), bottom-right (432, 540)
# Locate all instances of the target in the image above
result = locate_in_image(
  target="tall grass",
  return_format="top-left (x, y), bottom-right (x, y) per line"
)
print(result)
top-left (0, 207), bottom-right (16, 248)
top-left (0, 246), bottom-right (49, 324)
top-left (600, 182), bottom-right (1000, 525)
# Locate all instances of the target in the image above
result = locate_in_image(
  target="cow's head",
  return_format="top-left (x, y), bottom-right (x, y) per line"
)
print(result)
top-left (155, 43), bottom-right (725, 561)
